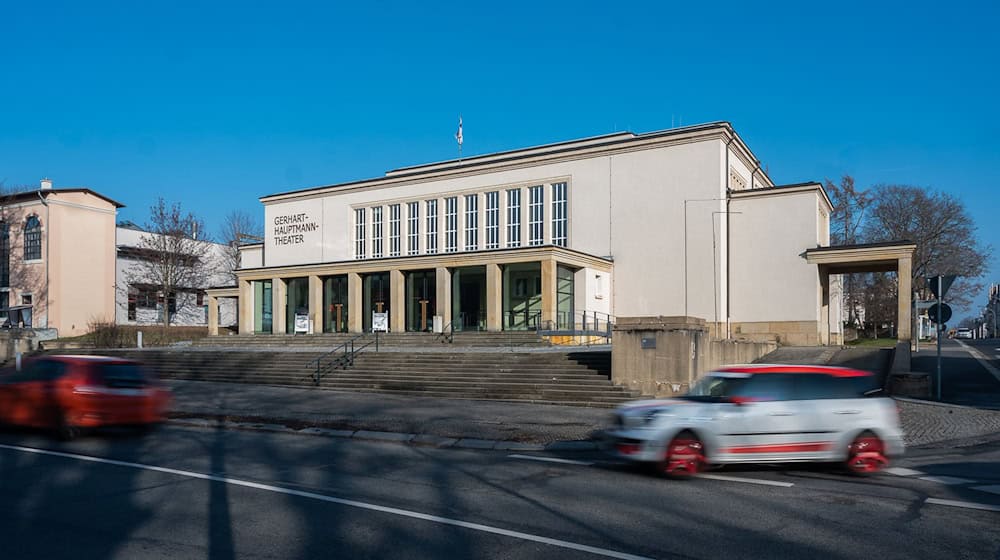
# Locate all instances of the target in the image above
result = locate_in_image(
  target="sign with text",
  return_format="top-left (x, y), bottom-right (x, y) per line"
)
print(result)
top-left (265, 200), bottom-right (324, 266)
top-left (372, 312), bottom-right (389, 333)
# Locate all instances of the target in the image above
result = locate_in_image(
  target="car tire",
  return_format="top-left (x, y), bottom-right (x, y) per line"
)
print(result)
top-left (660, 430), bottom-right (705, 479)
top-left (845, 431), bottom-right (888, 475)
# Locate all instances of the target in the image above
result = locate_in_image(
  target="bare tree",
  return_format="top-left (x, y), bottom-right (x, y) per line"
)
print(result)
top-left (125, 198), bottom-right (214, 327)
top-left (825, 175), bottom-right (872, 327)
top-left (218, 209), bottom-right (263, 283)
top-left (863, 184), bottom-right (992, 308)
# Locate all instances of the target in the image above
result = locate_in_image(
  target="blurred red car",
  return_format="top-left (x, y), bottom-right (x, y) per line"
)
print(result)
top-left (0, 355), bottom-right (171, 439)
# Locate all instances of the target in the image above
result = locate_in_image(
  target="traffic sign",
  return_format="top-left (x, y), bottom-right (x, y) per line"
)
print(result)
top-left (928, 303), bottom-right (952, 324)
top-left (927, 275), bottom-right (957, 299)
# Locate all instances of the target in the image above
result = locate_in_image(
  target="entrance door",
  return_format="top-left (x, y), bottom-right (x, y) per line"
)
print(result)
top-left (323, 275), bottom-right (349, 332)
top-left (362, 272), bottom-right (390, 332)
top-left (406, 270), bottom-right (436, 332)
top-left (452, 266), bottom-right (486, 331)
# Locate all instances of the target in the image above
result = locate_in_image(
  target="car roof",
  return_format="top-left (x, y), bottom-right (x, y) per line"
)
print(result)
top-left (714, 364), bottom-right (872, 378)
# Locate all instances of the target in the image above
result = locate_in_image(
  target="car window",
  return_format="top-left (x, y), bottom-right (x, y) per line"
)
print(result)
top-left (685, 374), bottom-right (750, 401)
top-left (794, 373), bottom-right (878, 399)
top-left (94, 363), bottom-right (150, 388)
top-left (7, 360), bottom-right (68, 382)
top-left (732, 374), bottom-right (794, 402)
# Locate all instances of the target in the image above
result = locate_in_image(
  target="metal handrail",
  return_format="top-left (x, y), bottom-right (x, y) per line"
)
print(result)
top-left (537, 310), bottom-right (615, 340)
top-left (435, 320), bottom-right (456, 343)
top-left (310, 334), bottom-right (372, 385)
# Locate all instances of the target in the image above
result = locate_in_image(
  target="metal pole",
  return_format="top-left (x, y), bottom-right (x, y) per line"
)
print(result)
top-left (936, 275), bottom-right (942, 401)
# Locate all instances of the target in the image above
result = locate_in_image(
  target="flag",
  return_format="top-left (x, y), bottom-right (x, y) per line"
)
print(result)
top-left (455, 116), bottom-right (463, 146)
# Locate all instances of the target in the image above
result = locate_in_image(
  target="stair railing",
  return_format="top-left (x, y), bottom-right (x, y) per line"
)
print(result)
top-left (536, 310), bottom-right (615, 343)
top-left (435, 320), bottom-right (455, 344)
top-left (310, 334), bottom-right (373, 385)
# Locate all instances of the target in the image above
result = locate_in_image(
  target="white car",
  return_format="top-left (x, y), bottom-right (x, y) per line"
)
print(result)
top-left (602, 364), bottom-right (904, 477)
top-left (955, 328), bottom-right (973, 339)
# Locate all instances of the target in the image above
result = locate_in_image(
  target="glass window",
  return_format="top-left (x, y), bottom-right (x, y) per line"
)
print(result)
top-left (425, 199), bottom-right (438, 254)
top-left (485, 191), bottom-right (499, 250)
top-left (389, 204), bottom-right (401, 257)
top-left (445, 197), bottom-right (458, 253)
top-left (371, 206), bottom-right (383, 258)
top-left (464, 194), bottom-right (478, 251)
top-left (354, 208), bottom-right (366, 259)
top-left (733, 374), bottom-right (794, 402)
top-left (528, 185), bottom-right (544, 246)
top-left (551, 182), bottom-right (567, 247)
top-left (794, 374), bottom-right (878, 400)
top-left (407, 201), bottom-right (420, 255)
top-left (24, 215), bottom-right (41, 260)
top-left (506, 189), bottom-right (521, 248)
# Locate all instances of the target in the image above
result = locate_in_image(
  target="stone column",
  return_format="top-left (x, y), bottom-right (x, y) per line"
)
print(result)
top-left (436, 266), bottom-right (451, 328)
top-left (390, 269), bottom-right (405, 332)
top-left (309, 275), bottom-right (322, 334)
top-left (486, 263), bottom-right (502, 332)
top-left (207, 294), bottom-right (219, 336)
top-left (272, 277), bottom-right (287, 334)
top-left (541, 259), bottom-right (557, 329)
top-left (819, 268), bottom-right (830, 346)
top-left (897, 256), bottom-right (912, 342)
top-left (239, 280), bottom-right (252, 335)
top-left (348, 272), bottom-right (363, 333)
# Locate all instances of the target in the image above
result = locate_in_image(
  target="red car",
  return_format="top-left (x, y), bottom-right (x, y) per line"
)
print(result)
top-left (0, 355), bottom-right (171, 439)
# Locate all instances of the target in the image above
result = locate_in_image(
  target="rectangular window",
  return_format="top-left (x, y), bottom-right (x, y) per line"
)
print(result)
top-left (389, 204), bottom-right (401, 257)
top-left (464, 194), bottom-right (478, 251)
top-left (551, 182), bottom-right (567, 247)
top-left (529, 185), bottom-right (544, 246)
top-left (485, 191), bottom-right (499, 250)
top-left (372, 206), bottom-right (383, 258)
top-left (426, 199), bottom-right (438, 255)
top-left (506, 189), bottom-right (521, 248)
top-left (354, 208), bottom-right (367, 259)
top-left (407, 201), bottom-right (420, 255)
top-left (445, 197), bottom-right (458, 253)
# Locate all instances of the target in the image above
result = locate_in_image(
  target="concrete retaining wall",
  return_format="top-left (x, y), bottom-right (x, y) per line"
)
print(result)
top-left (611, 316), bottom-right (777, 397)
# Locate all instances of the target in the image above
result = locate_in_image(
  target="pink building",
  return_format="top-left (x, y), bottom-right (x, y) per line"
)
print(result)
top-left (1, 179), bottom-right (121, 337)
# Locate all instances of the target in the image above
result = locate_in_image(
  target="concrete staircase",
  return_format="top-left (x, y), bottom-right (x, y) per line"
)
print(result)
top-left (39, 342), bottom-right (635, 407)
top-left (192, 331), bottom-right (551, 349)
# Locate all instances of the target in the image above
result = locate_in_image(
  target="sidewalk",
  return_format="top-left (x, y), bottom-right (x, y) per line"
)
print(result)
top-left (166, 378), bottom-right (1000, 450)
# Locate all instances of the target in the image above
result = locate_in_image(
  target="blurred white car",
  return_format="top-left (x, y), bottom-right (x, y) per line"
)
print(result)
top-left (602, 365), bottom-right (904, 477)
top-left (955, 328), bottom-right (972, 339)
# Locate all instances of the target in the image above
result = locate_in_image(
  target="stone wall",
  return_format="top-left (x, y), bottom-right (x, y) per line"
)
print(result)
top-left (611, 316), bottom-right (777, 397)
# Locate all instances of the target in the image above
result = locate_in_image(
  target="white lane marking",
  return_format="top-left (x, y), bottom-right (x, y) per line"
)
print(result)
top-left (507, 454), bottom-right (594, 466)
top-left (885, 467), bottom-right (925, 477)
top-left (955, 340), bottom-right (1000, 383)
top-left (0, 444), bottom-right (652, 560)
top-left (918, 475), bottom-right (976, 485)
top-left (925, 498), bottom-right (1000, 513)
top-left (972, 485), bottom-right (1000, 496)
top-left (697, 473), bottom-right (795, 488)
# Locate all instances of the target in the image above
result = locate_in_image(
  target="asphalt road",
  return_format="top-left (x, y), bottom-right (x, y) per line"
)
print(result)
top-left (912, 338), bottom-right (1000, 409)
top-left (1, 423), bottom-right (998, 559)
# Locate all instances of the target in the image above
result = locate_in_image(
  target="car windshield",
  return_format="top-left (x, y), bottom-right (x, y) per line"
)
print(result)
top-left (680, 373), bottom-right (751, 402)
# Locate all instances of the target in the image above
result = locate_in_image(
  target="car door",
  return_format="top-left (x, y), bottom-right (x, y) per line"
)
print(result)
top-left (713, 373), bottom-right (803, 462)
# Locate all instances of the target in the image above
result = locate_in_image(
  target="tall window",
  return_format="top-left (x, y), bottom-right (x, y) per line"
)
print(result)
top-left (528, 185), bottom-right (544, 246)
top-left (0, 222), bottom-right (8, 288)
top-left (371, 206), bottom-right (384, 258)
top-left (551, 182), bottom-right (567, 247)
top-left (354, 208), bottom-right (366, 259)
top-left (388, 204), bottom-right (401, 257)
top-left (407, 201), bottom-right (420, 255)
top-left (426, 199), bottom-right (438, 254)
top-left (485, 191), bottom-right (500, 250)
top-left (464, 194), bottom-right (478, 251)
top-left (444, 196), bottom-right (458, 253)
top-left (24, 215), bottom-right (41, 260)
top-left (506, 188), bottom-right (521, 248)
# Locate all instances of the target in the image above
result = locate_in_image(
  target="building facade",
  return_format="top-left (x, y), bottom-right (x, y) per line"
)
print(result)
top-left (215, 123), bottom-right (843, 345)
top-left (0, 180), bottom-right (120, 337)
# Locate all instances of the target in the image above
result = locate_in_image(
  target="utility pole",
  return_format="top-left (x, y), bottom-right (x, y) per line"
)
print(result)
top-left (936, 275), bottom-right (942, 401)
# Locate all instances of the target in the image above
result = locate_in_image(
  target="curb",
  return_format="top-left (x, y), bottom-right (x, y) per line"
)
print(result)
top-left (166, 415), bottom-right (597, 453)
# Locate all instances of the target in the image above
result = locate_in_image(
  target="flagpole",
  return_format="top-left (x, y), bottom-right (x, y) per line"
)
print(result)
top-left (456, 114), bottom-right (463, 161)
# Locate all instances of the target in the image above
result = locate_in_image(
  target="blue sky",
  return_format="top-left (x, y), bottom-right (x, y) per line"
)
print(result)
top-left (2, 1), bottom-right (998, 317)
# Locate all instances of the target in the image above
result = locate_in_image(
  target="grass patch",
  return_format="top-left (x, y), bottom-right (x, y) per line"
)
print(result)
top-left (846, 337), bottom-right (898, 348)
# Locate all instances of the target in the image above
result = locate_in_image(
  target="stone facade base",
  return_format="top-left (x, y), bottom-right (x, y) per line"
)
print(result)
top-left (611, 316), bottom-right (777, 398)
top-left (731, 320), bottom-right (825, 346)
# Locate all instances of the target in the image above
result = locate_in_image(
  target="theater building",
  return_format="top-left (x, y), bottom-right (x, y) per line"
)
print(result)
top-left (212, 122), bottom-right (852, 345)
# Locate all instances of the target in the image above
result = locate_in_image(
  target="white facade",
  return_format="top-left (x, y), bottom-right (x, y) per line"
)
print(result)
top-left (115, 224), bottom-right (236, 327)
top-left (231, 123), bottom-right (837, 344)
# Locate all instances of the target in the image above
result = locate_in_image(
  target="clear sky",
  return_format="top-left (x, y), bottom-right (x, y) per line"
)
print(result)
top-left (2, 1), bottom-right (998, 318)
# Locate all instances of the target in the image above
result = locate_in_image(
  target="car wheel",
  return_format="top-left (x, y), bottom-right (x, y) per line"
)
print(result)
top-left (55, 414), bottom-right (83, 441)
top-left (660, 431), bottom-right (705, 478)
top-left (845, 431), bottom-right (888, 475)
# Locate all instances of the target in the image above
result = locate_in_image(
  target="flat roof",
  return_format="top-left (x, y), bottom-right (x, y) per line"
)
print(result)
top-left (3, 188), bottom-right (126, 209)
